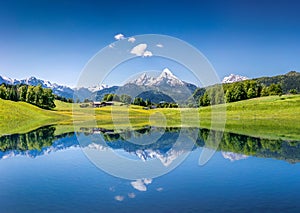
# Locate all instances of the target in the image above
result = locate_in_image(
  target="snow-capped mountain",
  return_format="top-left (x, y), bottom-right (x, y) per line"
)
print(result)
top-left (87, 84), bottom-right (109, 92)
top-left (74, 84), bottom-right (109, 93)
top-left (1, 68), bottom-right (195, 102)
top-left (129, 73), bottom-right (155, 86)
top-left (0, 75), bottom-right (111, 99)
top-left (107, 67), bottom-right (197, 104)
top-left (128, 68), bottom-right (185, 87)
top-left (134, 148), bottom-right (186, 166)
top-left (153, 68), bottom-right (185, 86)
top-left (222, 74), bottom-right (249, 83)
top-left (0, 75), bottom-right (75, 98)
top-left (0, 76), bottom-right (21, 84)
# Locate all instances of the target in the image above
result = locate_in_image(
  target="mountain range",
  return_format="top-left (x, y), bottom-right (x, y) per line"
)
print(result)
top-left (0, 68), bottom-right (197, 101)
top-left (94, 68), bottom-right (198, 103)
top-left (0, 75), bottom-right (75, 98)
top-left (1, 70), bottom-right (298, 102)
top-left (129, 68), bottom-right (185, 87)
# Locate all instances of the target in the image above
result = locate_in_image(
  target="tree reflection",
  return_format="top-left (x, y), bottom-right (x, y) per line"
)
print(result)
top-left (1, 125), bottom-right (299, 163)
top-left (0, 126), bottom-right (74, 152)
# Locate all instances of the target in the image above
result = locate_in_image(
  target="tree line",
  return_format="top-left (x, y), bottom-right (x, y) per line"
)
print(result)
top-left (0, 83), bottom-right (56, 109)
top-left (55, 95), bottom-right (74, 103)
top-left (98, 79), bottom-right (298, 108)
top-left (196, 128), bottom-right (300, 163)
top-left (197, 80), bottom-right (287, 107)
top-left (0, 126), bottom-right (75, 152)
top-left (102, 93), bottom-right (178, 108)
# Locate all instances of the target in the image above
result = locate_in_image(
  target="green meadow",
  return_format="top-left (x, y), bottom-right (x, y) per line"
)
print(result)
top-left (0, 95), bottom-right (299, 140)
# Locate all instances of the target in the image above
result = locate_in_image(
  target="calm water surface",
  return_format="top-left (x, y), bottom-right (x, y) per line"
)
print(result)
top-left (0, 126), bottom-right (299, 213)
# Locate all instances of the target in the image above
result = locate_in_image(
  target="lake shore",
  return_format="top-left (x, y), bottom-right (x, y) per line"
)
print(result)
top-left (0, 95), bottom-right (299, 140)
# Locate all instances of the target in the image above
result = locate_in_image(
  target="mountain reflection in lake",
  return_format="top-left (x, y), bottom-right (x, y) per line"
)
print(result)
top-left (0, 126), bottom-right (300, 212)
top-left (1, 126), bottom-right (299, 164)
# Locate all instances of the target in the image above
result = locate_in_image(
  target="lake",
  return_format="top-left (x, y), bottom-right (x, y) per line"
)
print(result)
top-left (0, 126), bottom-right (300, 213)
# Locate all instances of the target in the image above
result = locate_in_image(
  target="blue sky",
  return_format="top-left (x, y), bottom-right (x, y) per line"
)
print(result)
top-left (0, 0), bottom-right (300, 87)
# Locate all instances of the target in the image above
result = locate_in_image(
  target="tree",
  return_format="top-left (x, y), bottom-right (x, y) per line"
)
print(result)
top-left (18, 85), bottom-right (28, 101)
top-left (199, 92), bottom-right (210, 106)
top-left (112, 94), bottom-right (120, 102)
top-left (133, 97), bottom-right (146, 106)
top-left (41, 88), bottom-right (56, 109)
top-left (289, 89), bottom-right (298, 94)
top-left (33, 84), bottom-right (43, 105)
top-left (247, 88), bottom-right (256, 99)
top-left (145, 99), bottom-right (151, 106)
top-left (245, 80), bottom-right (261, 98)
top-left (67, 98), bottom-right (74, 103)
top-left (26, 86), bottom-right (35, 103)
top-left (225, 88), bottom-right (233, 103)
top-left (232, 82), bottom-right (247, 101)
top-left (103, 94), bottom-right (114, 101)
top-left (261, 86), bottom-right (269, 96)
top-left (268, 83), bottom-right (282, 96)
top-left (0, 85), bottom-right (7, 99)
top-left (120, 94), bottom-right (132, 104)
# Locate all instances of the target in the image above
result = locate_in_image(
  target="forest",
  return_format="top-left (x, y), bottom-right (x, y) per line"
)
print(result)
top-left (0, 83), bottom-right (56, 109)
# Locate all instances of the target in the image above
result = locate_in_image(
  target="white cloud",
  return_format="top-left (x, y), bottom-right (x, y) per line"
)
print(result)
top-left (128, 193), bottom-right (136, 198)
top-left (114, 33), bottom-right (125, 40)
top-left (131, 179), bottom-right (147, 191)
top-left (143, 50), bottom-right (153, 57)
top-left (130, 43), bottom-right (148, 56)
top-left (114, 195), bottom-right (125, 201)
top-left (143, 178), bottom-right (152, 185)
top-left (128, 37), bottom-right (136, 43)
top-left (130, 178), bottom-right (153, 191)
top-left (156, 187), bottom-right (163, 192)
top-left (130, 44), bottom-right (153, 57)
top-left (156, 43), bottom-right (163, 48)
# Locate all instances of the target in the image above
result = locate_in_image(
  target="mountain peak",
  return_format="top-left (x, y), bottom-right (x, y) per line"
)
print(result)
top-left (129, 72), bottom-right (154, 86)
top-left (155, 68), bottom-right (184, 86)
top-left (0, 74), bottom-right (74, 99)
top-left (222, 74), bottom-right (248, 83)
top-left (128, 68), bottom-right (184, 87)
top-left (162, 67), bottom-right (173, 75)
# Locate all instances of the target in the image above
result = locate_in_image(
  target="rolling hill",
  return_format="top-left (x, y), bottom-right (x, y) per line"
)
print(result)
top-left (255, 71), bottom-right (300, 93)
top-left (0, 99), bottom-right (68, 135)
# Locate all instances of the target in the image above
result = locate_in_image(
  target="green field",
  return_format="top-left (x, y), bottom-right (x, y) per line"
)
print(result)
top-left (0, 95), bottom-right (299, 140)
top-left (0, 99), bottom-right (69, 135)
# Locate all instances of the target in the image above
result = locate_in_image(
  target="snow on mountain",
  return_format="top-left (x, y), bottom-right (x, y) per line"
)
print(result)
top-left (0, 75), bottom-right (75, 98)
top-left (128, 68), bottom-right (184, 87)
top-left (129, 73), bottom-right (155, 86)
top-left (1, 68), bottom-right (190, 101)
top-left (222, 74), bottom-right (249, 83)
top-left (153, 68), bottom-right (185, 86)
top-left (87, 84), bottom-right (109, 92)
top-left (133, 148), bottom-right (186, 166)
top-left (0, 75), bottom-right (19, 84)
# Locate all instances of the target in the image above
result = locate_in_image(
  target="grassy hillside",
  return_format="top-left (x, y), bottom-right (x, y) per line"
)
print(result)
top-left (203, 95), bottom-right (300, 140)
top-left (0, 99), bottom-right (69, 135)
top-left (0, 95), bottom-right (299, 140)
top-left (70, 95), bottom-right (300, 140)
